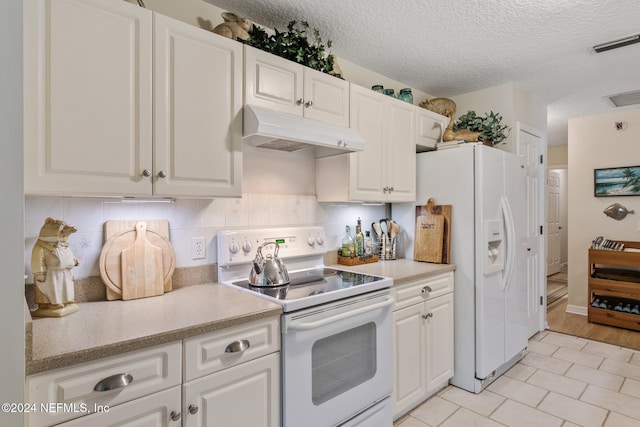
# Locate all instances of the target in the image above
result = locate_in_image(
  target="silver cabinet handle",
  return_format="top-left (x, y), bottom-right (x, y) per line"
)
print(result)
top-left (225, 339), bottom-right (250, 353)
top-left (93, 373), bottom-right (133, 392)
top-left (421, 286), bottom-right (432, 294)
top-left (188, 404), bottom-right (199, 415)
top-left (170, 410), bottom-right (181, 421)
top-left (388, 187), bottom-right (394, 192)
top-left (305, 100), bottom-right (313, 108)
top-left (383, 187), bottom-right (389, 193)
top-left (296, 98), bottom-right (304, 105)
top-left (142, 169), bottom-right (152, 177)
top-left (422, 312), bottom-right (433, 320)
top-left (157, 170), bottom-right (167, 178)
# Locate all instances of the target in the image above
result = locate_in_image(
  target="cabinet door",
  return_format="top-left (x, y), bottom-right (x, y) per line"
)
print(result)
top-left (154, 14), bottom-right (242, 198)
top-left (392, 303), bottom-right (426, 418)
top-left (349, 85), bottom-right (386, 201)
top-left (244, 45), bottom-right (303, 115)
top-left (424, 293), bottom-right (454, 393)
top-left (55, 386), bottom-right (181, 427)
top-left (183, 353), bottom-right (280, 427)
top-left (24, 0), bottom-right (153, 196)
top-left (416, 108), bottom-right (449, 150)
top-left (385, 99), bottom-right (416, 202)
top-left (303, 67), bottom-right (349, 127)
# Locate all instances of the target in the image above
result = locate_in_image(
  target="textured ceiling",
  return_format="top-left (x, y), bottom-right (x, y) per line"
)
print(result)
top-left (204, 0), bottom-right (640, 146)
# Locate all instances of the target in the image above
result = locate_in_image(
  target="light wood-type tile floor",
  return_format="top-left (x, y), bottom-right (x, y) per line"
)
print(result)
top-left (394, 330), bottom-right (640, 426)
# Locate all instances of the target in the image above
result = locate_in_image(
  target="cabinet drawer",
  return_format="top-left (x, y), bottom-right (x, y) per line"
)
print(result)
top-left (393, 272), bottom-right (453, 310)
top-left (27, 342), bottom-right (181, 427)
top-left (588, 307), bottom-right (640, 332)
top-left (184, 317), bottom-right (280, 382)
top-left (55, 386), bottom-right (181, 427)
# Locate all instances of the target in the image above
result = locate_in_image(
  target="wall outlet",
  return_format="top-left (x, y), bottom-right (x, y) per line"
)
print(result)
top-left (192, 237), bottom-right (206, 259)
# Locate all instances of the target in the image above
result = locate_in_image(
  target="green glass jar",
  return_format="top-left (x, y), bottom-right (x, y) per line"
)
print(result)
top-left (398, 88), bottom-right (413, 104)
top-left (371, 85), bottom-right (384, 94)
top-left (383, 88), bottom-right (396, 98)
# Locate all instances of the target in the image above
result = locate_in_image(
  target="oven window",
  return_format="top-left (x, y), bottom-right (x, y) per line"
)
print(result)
top-left (311, 322), bottom-right (377, 405)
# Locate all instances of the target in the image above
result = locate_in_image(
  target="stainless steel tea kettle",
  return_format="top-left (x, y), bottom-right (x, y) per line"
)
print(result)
top-left (249, 242), bottom-right (290, 287)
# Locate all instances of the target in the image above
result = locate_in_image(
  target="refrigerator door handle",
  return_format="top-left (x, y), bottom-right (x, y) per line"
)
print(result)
top-left (501, 196), bottom-right (516, 291)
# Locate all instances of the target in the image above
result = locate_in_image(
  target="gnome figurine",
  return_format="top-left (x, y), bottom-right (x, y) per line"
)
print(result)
top-left (31, 218), bottom-right (80, 317)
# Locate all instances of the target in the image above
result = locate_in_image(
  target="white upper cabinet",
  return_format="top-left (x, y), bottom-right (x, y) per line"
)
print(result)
top-left (154, 14), bottom-right (242, 198)
top-left (316, 84), bottom-right (415, 202)
top-left (415, 108), bottom-right (450, 151)
top-left (244, 45), bottom-right (349, 127)
top-left (24, 0), bottom-right (153, 196)
top-left (24, 0), bottom-right (242, 197)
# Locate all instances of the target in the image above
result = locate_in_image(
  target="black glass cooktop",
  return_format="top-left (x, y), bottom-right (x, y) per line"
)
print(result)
top-left (231, 268), bottom-right (385, 301)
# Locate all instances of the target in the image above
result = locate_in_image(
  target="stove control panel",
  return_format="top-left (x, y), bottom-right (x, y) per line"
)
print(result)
top-left (217, 226), bottom-right (327, 266)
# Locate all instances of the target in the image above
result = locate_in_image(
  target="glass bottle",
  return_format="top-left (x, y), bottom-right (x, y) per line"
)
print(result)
top-left (355, 218), bottom-right (364, 257)
top-left (364, 231), bottom-right (373, 258)
top-left (341, 225), bottom-right (355, 258)
top-left (398, 88), bottom-right (413, 104)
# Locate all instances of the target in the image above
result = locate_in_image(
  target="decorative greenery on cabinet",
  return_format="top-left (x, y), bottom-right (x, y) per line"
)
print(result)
top-left (243, 20), bottom-right (341, 77)
top-left (453, 110), bottom-right (510, 145)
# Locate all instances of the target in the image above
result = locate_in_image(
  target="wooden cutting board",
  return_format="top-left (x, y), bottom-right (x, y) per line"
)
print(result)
top-left (121, 222), bottom-right (164, 300)
top-left (414, 198), bottom-right (452, 264)
top-left (99, 220), bottom-right (175, 300)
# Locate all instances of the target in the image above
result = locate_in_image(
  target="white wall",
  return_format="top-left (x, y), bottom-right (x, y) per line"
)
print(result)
top-left (452, 82), bottom-right (547, 153)
top-left (1, 0), bottom-right (24, 423)
top-left (567, 108), bottom-right (640, 309)
top-left (125, 0), bottom-right (432, 103)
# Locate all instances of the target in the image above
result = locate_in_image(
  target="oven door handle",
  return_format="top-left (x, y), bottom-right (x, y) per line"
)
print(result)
top-left (286, 298), bottom-right (393, 332)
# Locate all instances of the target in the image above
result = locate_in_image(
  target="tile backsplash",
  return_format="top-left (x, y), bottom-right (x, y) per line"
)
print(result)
top-left (24, 195), bottom-right (386, 282)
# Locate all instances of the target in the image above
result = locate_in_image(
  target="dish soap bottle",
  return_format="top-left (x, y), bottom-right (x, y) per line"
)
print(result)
top-left (355, 218), bottom-right (364, 257)
top-left (342, 225), bottom-right (355, 257)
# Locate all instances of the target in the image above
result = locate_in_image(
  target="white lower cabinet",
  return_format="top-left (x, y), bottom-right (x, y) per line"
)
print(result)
top-left (182, 317), bottom-right (281, 427)
top-left (392, 272), bottom-right (454, 419)
top-left (26, 317), bottom-right (281, 427)
top-left (182, 353), bottom-right (280, 427)
top-left (26, 343), bottom-right (182, 427)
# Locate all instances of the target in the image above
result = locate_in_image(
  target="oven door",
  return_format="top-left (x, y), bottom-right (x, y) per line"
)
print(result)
top-left (281, 289), bottom-right (393, 427)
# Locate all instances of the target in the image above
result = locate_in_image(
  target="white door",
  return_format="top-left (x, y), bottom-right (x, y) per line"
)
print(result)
top-left (392, 303), bottom-right (426, 416)
top-left (303, 67), bottom-right (349, 127)
top-left (244, 45), bottom-right (303, 115)
top-left (349, 85), bottom-right (386, 201)
top-left (516, 122), bottom-right (546, 336)
top-left (475, 145), bottom-right (507, 380)
top-left (546, 170), bottom-right (562, 275)
top-left (24, 0), bottom-right (153, 196)
top-left (385, 99), bottom-right (416, 202)
top-left (502, 151), bottom-right (529, 362)
top-left (424, 294), bottom-right (454, 393)
top-left (154, 14), bottom-right (242, 197)
top-left (182, 353), bottom-right (280, 427)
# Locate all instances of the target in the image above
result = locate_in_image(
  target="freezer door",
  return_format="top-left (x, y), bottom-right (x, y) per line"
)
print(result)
top-left (475, 146), bottom-right (507, 379)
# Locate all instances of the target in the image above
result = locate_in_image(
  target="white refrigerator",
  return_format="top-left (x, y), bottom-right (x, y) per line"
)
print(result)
top-left (394, 144), bottom-right (529, 393)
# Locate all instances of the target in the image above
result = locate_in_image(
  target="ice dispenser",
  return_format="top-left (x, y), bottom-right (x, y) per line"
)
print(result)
top-left (485, 219), bottom-right (504, 273)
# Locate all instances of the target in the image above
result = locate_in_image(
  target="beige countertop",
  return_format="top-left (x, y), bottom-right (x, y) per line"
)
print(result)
top-left (329, 258), bottom-right (455, 285)
top-left (27, 284), bottom-right (281, 375)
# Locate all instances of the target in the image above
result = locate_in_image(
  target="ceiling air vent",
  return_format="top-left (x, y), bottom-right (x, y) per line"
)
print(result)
top-left (592, 33), bottom-right (640, 53)
top-left (608, 90), bottom-right (640, 107)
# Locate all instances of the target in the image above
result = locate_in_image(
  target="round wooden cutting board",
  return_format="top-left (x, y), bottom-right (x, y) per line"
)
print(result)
top-left (99, 228), bottom-right (176, 300)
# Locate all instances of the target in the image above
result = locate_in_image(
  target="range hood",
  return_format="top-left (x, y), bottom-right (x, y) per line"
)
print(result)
top-left (242, 104), bottom-right (365, 158)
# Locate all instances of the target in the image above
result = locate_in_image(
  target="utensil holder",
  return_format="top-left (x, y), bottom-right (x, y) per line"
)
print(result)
top-left (378, 235), bottom-right (397, 260)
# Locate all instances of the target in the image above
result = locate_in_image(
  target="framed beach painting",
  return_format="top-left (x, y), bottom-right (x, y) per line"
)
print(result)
top-left (594, 166), bottom-right (640, 197)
